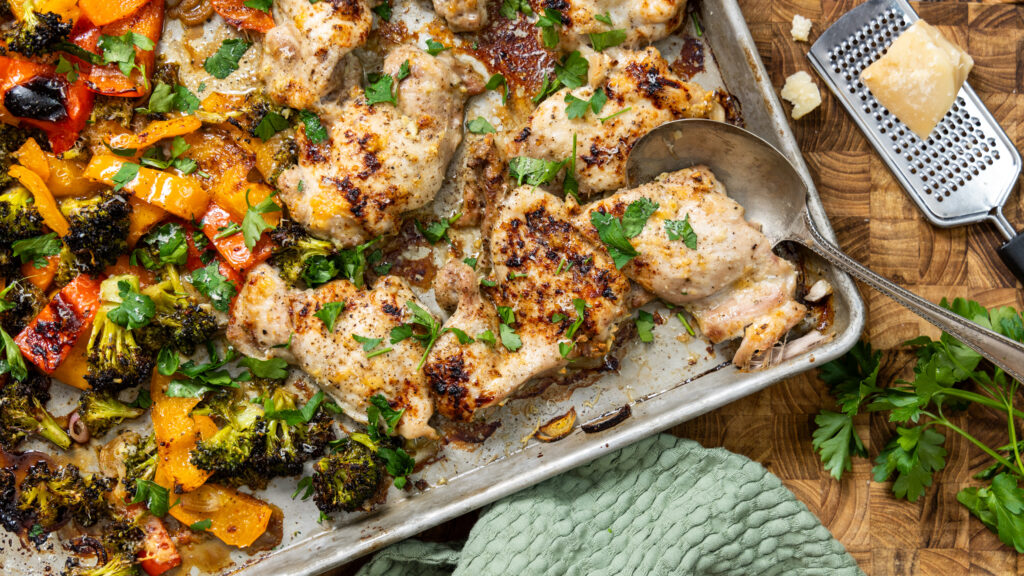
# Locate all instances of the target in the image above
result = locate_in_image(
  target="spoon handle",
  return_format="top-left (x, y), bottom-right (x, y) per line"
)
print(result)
top-left (801, 211), bottom-right (1024, 384)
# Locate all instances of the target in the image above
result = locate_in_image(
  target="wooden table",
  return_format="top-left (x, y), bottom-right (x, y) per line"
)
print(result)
top-left (334, 2), bottom-right (1024, 574)
top-left (673, 0), bottom-right (1024, 573)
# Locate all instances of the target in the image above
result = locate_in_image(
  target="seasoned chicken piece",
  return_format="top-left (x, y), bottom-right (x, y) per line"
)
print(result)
top-left (505, 47), bottom-right (718, 196)
top-left (547, 0), bottom-right (687, 48)
top-left (432, 0), bottom-right (487, 31)
top-left (425, 187), bottom-right (632, 421)
top-left (571, 167), bottom-right (807, 368)
top-left (260, 0), bottom-right (372, 109)
top-left (227, 264), bottom-right (438, 439)
top-left (277, 45), bottom-right (474, 247)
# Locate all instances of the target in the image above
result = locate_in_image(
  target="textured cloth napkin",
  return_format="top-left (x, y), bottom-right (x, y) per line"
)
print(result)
top-left (355, 434), bottom-right (863, 576)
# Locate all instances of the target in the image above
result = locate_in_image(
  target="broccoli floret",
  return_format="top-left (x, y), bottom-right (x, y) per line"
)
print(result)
top-left (0, 467), bottom-right (21, 534)
top-left (0, 372), bottom-right (71, 451)
top-left (77, 391), bottom-right (144, 439)
top-left (60, 193), bottom-right (131, 275)
top-left (266, 138), bottom-right (298, 187)
top-left (17, 461), bottom-right (113, 537)
top-left (269, 221), bottom-right (339, 287)
top-left (85, 277), bottom-right (155, 393)
top-left (134, 266), bottom-right (218, 355)
top-left (311, 436), bottom-right (384, 514)
top-left (2, 9), bottom-right (71, 57)
top-left (53, 244), bottom-right (83, 289)
top-left (101, 514), bottom-right (145, 557)
top-left (0, 278), bottom-right (45, 335)
top-left (117, 433), bottom-right (157, 499)
top-left (254, 388), bottom-right (334, 478)
top-left (0, 185), bottom-right (43, 245)
top-left (62, 553), bottom-right (138, 576)
top-left (190, 396), bottom-right (266, 476)
top-left (0, 125), bottom-right (44, 189)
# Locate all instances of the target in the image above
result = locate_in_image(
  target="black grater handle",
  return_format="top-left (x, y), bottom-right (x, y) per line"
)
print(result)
top-left (998, 233), bottom-right (1024, 285)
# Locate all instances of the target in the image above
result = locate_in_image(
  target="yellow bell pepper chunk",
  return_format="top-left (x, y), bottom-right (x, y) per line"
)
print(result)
top-left (9, 165), bottom-right (69, 236)
top-left (82, 155), bottom-right (210, 220)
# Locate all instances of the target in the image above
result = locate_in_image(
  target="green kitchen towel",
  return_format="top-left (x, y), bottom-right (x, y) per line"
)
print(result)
top-left (356, 434), bottom-right (864, 576)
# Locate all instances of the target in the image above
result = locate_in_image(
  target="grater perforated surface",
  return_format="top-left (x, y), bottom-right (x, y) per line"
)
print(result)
top-left (808, 0), bottom-right (1021, 238)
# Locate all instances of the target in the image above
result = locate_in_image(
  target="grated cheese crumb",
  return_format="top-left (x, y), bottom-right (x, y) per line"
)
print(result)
top-left (791, 14), bottom-right (812, 42)
top-left (780, 71), bottom-right (822, 120)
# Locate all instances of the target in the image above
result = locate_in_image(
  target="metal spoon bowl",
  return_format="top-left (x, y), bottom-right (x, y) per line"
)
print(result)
top-left (626, 119), bottom-right (1024, 381)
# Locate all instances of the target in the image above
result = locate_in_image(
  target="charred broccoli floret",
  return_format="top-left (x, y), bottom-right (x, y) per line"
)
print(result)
top-left (77, 391), bottom-right (144, 439)
top-left (190, 395), bottom-right (266, 476)
top-left (311, 436), bottom-right (384, 514)
top-left (85, 276), bottom-right (155, 393)
top-left (60, 193), bottom-right (131, 275)
top-left (53, 244), bottom-right (83, 289)
top-left (254, 388), bottom-right (334, 478)
top-left (117, 433), bottom-right (157, 499)
top-left (2, 7), bottom-right (71, 57)
top-left (0, 467), bottom-right (21, 534)
top-left (17, 461), bottom-right (113, 535)
top-left (0, 372), bottom-right (71, 451)
top-left (134, 266), bottom-right (217, 355)
top-left (0, 278), bottom-right (45, 335)
top-left (269, 220), bottom-right (339, 287)
top-left (62, 553), bottom-right (138, 576)
top-left (0, 185), bottom-right (43, 245)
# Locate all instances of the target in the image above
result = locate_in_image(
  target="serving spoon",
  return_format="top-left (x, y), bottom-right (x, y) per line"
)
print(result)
top-left (626, 119), bottom-right (1024, 382)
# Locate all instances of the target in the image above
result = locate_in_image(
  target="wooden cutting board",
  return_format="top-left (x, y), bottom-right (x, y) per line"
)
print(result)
top-left (332, 2), bottom-right (1024, 574)
top-left (673, 0), bottom-right (1024, 574)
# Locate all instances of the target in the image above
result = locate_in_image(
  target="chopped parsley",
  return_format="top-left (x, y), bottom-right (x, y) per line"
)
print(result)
top-left (485, 73), bottom-right (509, 105)
top-left (112, 162), bottom-right (140, 192)
top-left (589, 29), bottom-right (627, 52)
top-left (371, 1), bottom-right (391, 20)
top-left (299, 110), bottom-right (328, 144)
top-left (203, 39), bottom-right (252, 79)
top-left (388, 301), bottom-right (440, 370)
top-left (509, 157), bottom-right (563, 186)
top-left (564, 87), bottom-right (607, 119)
top-left (594, 12), bottom-right (613, 25)
top-left (108, 280), bottom-right (156, 330)
top-left (243, 0), bottom-right (272, 12)
top-left (254, 111), bottom-right (290, 141)
top-left (189, 261), bottom-right (238, 312)
top-left (415, 212), bottom-right (461, 244)
top-left (353, 334), bottom-right (391, 358)
top-left (499, 0), bottom-right (532, 19)
top-left (139, 81), bottom-right (200, 115)
top-left (598, 106), bottom-right (631, 123)
top-left (11, 233), bottom-right (60, 268)
top-left (635, 310), bottom-right (655, 343)
top-left (315, 301), bottom-right (345, 332)
top-left (97, 31), bottom-right (154, 76)
top-left (535, 8), bottom-right (564, 48)
top-left (665, 214), bottom-right (698, 250)
top-left (131, 479), bottom-right (170, 517)
top-left (425, 38), bottom-right (448, 56)
top-left (499, 323), bottom-right (522, 352)
top-left (467, 117), bottom-right (496, 134)
top-left (241, 190), bottom-right (281, 250)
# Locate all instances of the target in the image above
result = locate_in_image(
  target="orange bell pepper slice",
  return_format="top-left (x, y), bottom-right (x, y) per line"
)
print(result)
top-left (8, 165), bottom-right (69, 236)
top-left (48, 328), bottom-right (91, 390)
top-left (200, 202), bottom-right (275, 272)
top-left (210, 0), bottom-right (275, 33)
top-left (20, 255), bottom-right (59, 293)
top-left (79, 0), bottom-right (151, 26)
top-left (127, 196), bottom-right (168, 247)
top-left (13, 138), bottom-right (50, 181)
top-left (9, 0), bottom-right (79, 20)
top-left (80, 0), bottom-right (165, 97)
top-left (107, 115), bottom-right (203, 152)
top-left (102, 254), bottom-right (157, 286)
top-left (82, 155), bottom-right (210, 220)
top-left (15, 274), bottom-right (102, 374)
top-left (151, 373), bottom-right (218, 493)
top-left (170, 484), bottom-right (273, 548)
top-left (46, 154), bottom-right (106, 197)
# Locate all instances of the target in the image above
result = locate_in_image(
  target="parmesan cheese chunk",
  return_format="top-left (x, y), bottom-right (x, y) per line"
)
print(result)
top-left (860, 20), bottom-right (973, 139)
top-left (780, 71), bottom-right (821, 120)
top-left (791, 15), bottom-right (812, 42)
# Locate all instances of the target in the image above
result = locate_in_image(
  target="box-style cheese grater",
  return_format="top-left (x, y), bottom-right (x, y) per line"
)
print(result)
top-left (807, 0), bottom-right (1024, 283)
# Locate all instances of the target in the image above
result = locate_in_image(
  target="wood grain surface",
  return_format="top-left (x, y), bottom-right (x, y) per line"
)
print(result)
top-left (331, 1), bottom-right (1024, 574)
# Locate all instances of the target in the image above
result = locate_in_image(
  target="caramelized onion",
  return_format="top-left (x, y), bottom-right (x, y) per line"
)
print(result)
top-left (534, 407), bottom-right (577, 443)
top-left (68, 412), bottom-right (89, 444)
top-left (169, 0), bottom-right (214, 27)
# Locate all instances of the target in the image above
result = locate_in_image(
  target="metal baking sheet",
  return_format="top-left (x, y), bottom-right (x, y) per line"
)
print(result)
top-left (0, 0), bottom-right (865, 573)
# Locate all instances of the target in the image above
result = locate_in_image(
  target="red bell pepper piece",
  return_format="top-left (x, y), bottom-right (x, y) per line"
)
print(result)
top-left (200, 203), bottom-right (275, 272)
top-left (73, 0), bottom-right (165, 97)
top-left (0, 56), bottom-right (95, 155)
top-left (15, 274), bottom-right (103, 373)
top-left (211, 0), bottom-right (275, 33)
top-left (137, 514), bottom-right (181, 576)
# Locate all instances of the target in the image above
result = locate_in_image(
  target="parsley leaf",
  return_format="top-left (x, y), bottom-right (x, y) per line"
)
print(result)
top-left (263, 390), bottom-right (326, 425)
top-left (243, 0), bottom-right (273, 12)
top-left (141, 82), bottom-right (199, 114)
top-left (564, 87), bottom-right (607, 119)
top-left (499, 0), bottom-right (532, 19)
top-left (589, 211), bottom-right (637, 269)
top-left (299, 110), bottom-right (328, 144)
top-left (665, 214), bottom-right (697, 250)
top-left (499, 323), bottom-right (522, 352)
top-left (132, 479), bottom-right (170, 517)
top-left (589, 29), bottom-right (627, 52)
top-left (189, 261), bottom-right (238, 312)
top-left (0, 328), bottom-right (27, 381)
top-left (958, 473), bottom-right (1024, 553)
top-left (11, 233), bottom-right (60, 268)
top-left (204, 39), bottom-right (252, 79)
top-left (443, 327), bottom-right (474, 345)
top-left (98, 32), bottom-right (154, 76)
top-left (157, 347), bottom-right (180, 376)
top-left (365, 74), bottom-right (397, 106)
top-left (379, 446), bottom-right (415, 488)
top-left (620, 197), bottom-right (659, 237)
top-left (415, 213), bottom-right (461, 244)
top-left (315, 301), bottom-right (345, 332)
top-left (371, 1), bottom-right (391, 20)
top-left (108, 280), bottom-right (155, 330)
top-left (594, 12), bottom-right (613, 25)
top-left (239, 356), bottom-right (290, 379)
top-left (555, 51), bottom-right (589, 89)
top-left (241, 190), bottom-right (280, 250)
top-left (353, 334), bottom-right (385, 352)
top-left (367, 394), bottom-right (404, 440)
top-left (484, 73), bottom-right (509, 105)
top-left (189, 519), bottom-right (213, 531)
top-left (812, 411), bottom-right (866, 480)
top-left (635, 309), bottom-right (655, 343)
top-left (509, 157), bottom-right (564, 186)
top-left (872, 425), bottom-right (947, 502)
top-left (254, 111), bottom-right (290, 141)
top-left (55, 56), bottom-right (79, 82)
top-left (112, 162), bottom-right (140, 192)
top-left (476, 329), bottom-right (496, 346)
top-left (467, 117), bottom-right (496, 134)
top-left (425, 38), bottom-right (448, 56)
top-left (292, 476), bottom-right (314, 500)
top-left (535, 8), bottom-right (564, 49)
